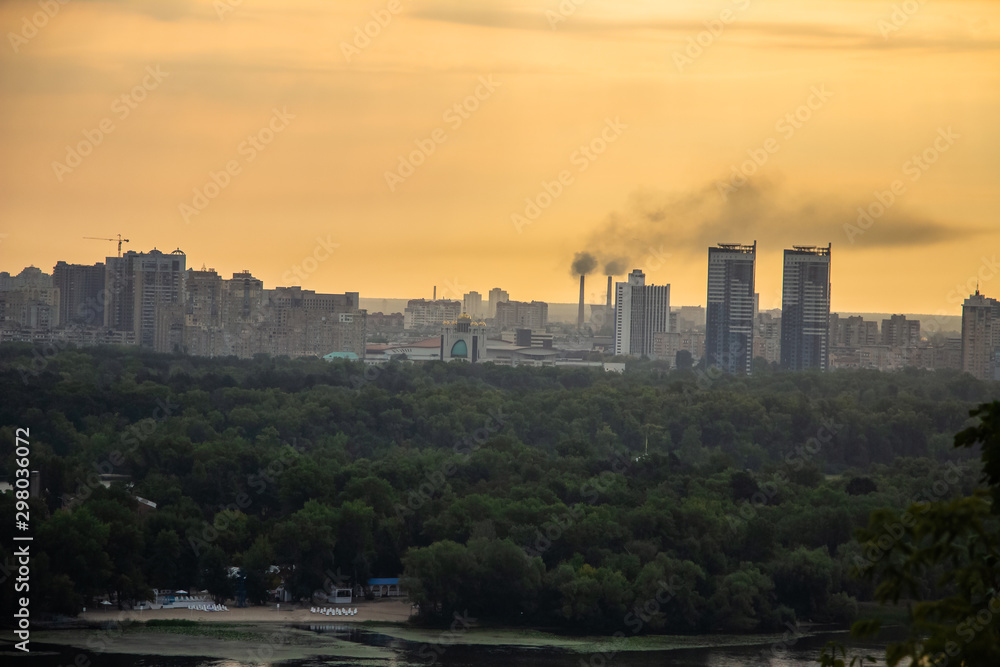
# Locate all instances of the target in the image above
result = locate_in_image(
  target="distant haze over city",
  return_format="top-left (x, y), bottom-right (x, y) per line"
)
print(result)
top-left (361, 297), bottom-right (964, 332)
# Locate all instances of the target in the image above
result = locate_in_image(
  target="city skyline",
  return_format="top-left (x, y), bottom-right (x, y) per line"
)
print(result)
top-left (0, 238), bottom-right (993, 321)
top-left (1, 1), bottom-right (998, 314)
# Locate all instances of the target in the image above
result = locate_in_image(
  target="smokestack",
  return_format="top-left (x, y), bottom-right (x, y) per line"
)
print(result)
top-left (606, 276), bottom-right (613, 312)
top-left (578, 275), bottom-right (586, 330)
top-left (433, 286), bottom-right (436, 300)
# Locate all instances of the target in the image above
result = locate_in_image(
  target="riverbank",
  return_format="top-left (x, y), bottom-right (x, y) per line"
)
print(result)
top-left (28, 617), bottom-right (845, 658)
top-left (31, 621), bottom-right (394, 662)
top-left (77, 598), bottom-right (414, 625)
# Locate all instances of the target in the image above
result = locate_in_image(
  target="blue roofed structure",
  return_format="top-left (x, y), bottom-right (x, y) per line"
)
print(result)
top-left (366, 577), bottom-right (404, 597)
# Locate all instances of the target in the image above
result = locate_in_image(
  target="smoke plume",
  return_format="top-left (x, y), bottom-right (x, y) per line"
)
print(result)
top-left (571, 251), bottom-right (598, 276)
top-left (604, 258), bottom-right (627, 275)
top-left (577, 179), bottom-right (976, 266)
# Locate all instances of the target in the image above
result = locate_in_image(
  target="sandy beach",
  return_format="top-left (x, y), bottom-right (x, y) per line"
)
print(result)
top-left (78, 598), bottom-right (415, 624)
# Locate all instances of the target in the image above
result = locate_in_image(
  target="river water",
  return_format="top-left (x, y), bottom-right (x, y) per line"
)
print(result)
top-left (17, 625), bottom-right (895, 666)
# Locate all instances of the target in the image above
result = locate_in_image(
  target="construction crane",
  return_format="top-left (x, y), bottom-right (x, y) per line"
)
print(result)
top-left (83, 234), bottom-right (130, 257)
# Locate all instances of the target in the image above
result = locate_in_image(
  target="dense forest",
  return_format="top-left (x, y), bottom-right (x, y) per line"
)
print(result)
top-left (1, 344), bottom-right (998, 636)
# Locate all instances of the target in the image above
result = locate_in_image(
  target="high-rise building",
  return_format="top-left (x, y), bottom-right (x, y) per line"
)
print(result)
top-left (463, 291), bottom-right (484, 318)
top-left (177, 268), bottom-right (225, 356)
top-left (487, 287), bottom-right (509, 318)
top-left (881, 314), bottom-right (920, 347)
top-left (677, 306), bottom-right (706, 332)
top-left (185, 269), bottom-right (223, 325)
top-left (0, 288), bottom-right (60, 329)
top-left (780, 244), bottom-right (832, 371)
top-left (404, 299), bottom-right (462, 329)
top-left (2, 267), bottom-right (52, 290)
top-left (222, 271), bottom-right (265, 322)
top-left (104, 248), bottom-right (187, 345)
top-left (251, 286), bottom-right (365, 358)
top-left (104, 254), bottom-right (136, 332)
top-left (132, 249), bottom-right (187, 348)
top-left (614, 269), bottom-right (669, 356)
top-left (753, 312), bottom-right (782, 364)
top-left (653, 330), bottom-right (705, 365)
top-left (705, 242), bottom-right (756, 374)
top-left (961, 290), bottom-right (1000, 381)
top-left (495, 300), bottom-right (548, 331)
top-left (0, 267), bottom-right (60, 330)
top-left (830, 314), bottom-right (879, 347)
top-left (52, 261), bottom-right (105, 326)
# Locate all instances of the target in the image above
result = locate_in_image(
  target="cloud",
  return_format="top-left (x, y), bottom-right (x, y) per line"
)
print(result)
top-left (73, 0), bottom-right (214, 22)
top-left (578, 180), bottom-right (980, 269)
top-left (411, 1), bottom-right (1000, 53)
top-left (411, 0), bottom-right (545, 30)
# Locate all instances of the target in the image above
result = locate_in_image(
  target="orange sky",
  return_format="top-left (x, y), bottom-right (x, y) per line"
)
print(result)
top-left (1, 0), bottom-right (998, 315)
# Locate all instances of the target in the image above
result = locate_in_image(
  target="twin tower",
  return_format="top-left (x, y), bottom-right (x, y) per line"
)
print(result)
top-left (612, 242), bottom-right (832, 374)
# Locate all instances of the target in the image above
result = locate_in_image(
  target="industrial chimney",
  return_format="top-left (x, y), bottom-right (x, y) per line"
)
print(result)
top-left (433, 286), bottom-right (437, 300)
top-left (577, 275), bottom-right (586, 330)
top-left (606, 276), bottom-right (613, 314)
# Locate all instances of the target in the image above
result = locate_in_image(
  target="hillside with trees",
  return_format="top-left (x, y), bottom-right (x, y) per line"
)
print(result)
top-left (1, 345), bottom-right (997, 635)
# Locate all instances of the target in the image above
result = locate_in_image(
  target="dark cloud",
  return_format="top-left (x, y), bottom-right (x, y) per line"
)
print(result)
top-left (578, 180), bottom-right (979, 267)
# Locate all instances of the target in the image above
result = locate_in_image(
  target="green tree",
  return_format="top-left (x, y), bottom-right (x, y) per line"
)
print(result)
top-left (36, 508), bottom-right (113, 605)
top-left (198, 545), bottom-right (235, 604)
top-left (835, 402), bottom-right (1000, 666)
top-left (708, 563), bottom-right (787, 632)
top-left (402, 539), bottom-right (477, 618)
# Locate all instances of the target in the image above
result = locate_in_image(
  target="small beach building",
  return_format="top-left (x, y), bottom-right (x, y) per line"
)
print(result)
top-left (366, 577), bottom-right (404, 598)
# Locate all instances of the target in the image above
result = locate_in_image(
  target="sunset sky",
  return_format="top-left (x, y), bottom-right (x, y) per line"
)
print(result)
top-left (1, 0), bottom-right (998, 315)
